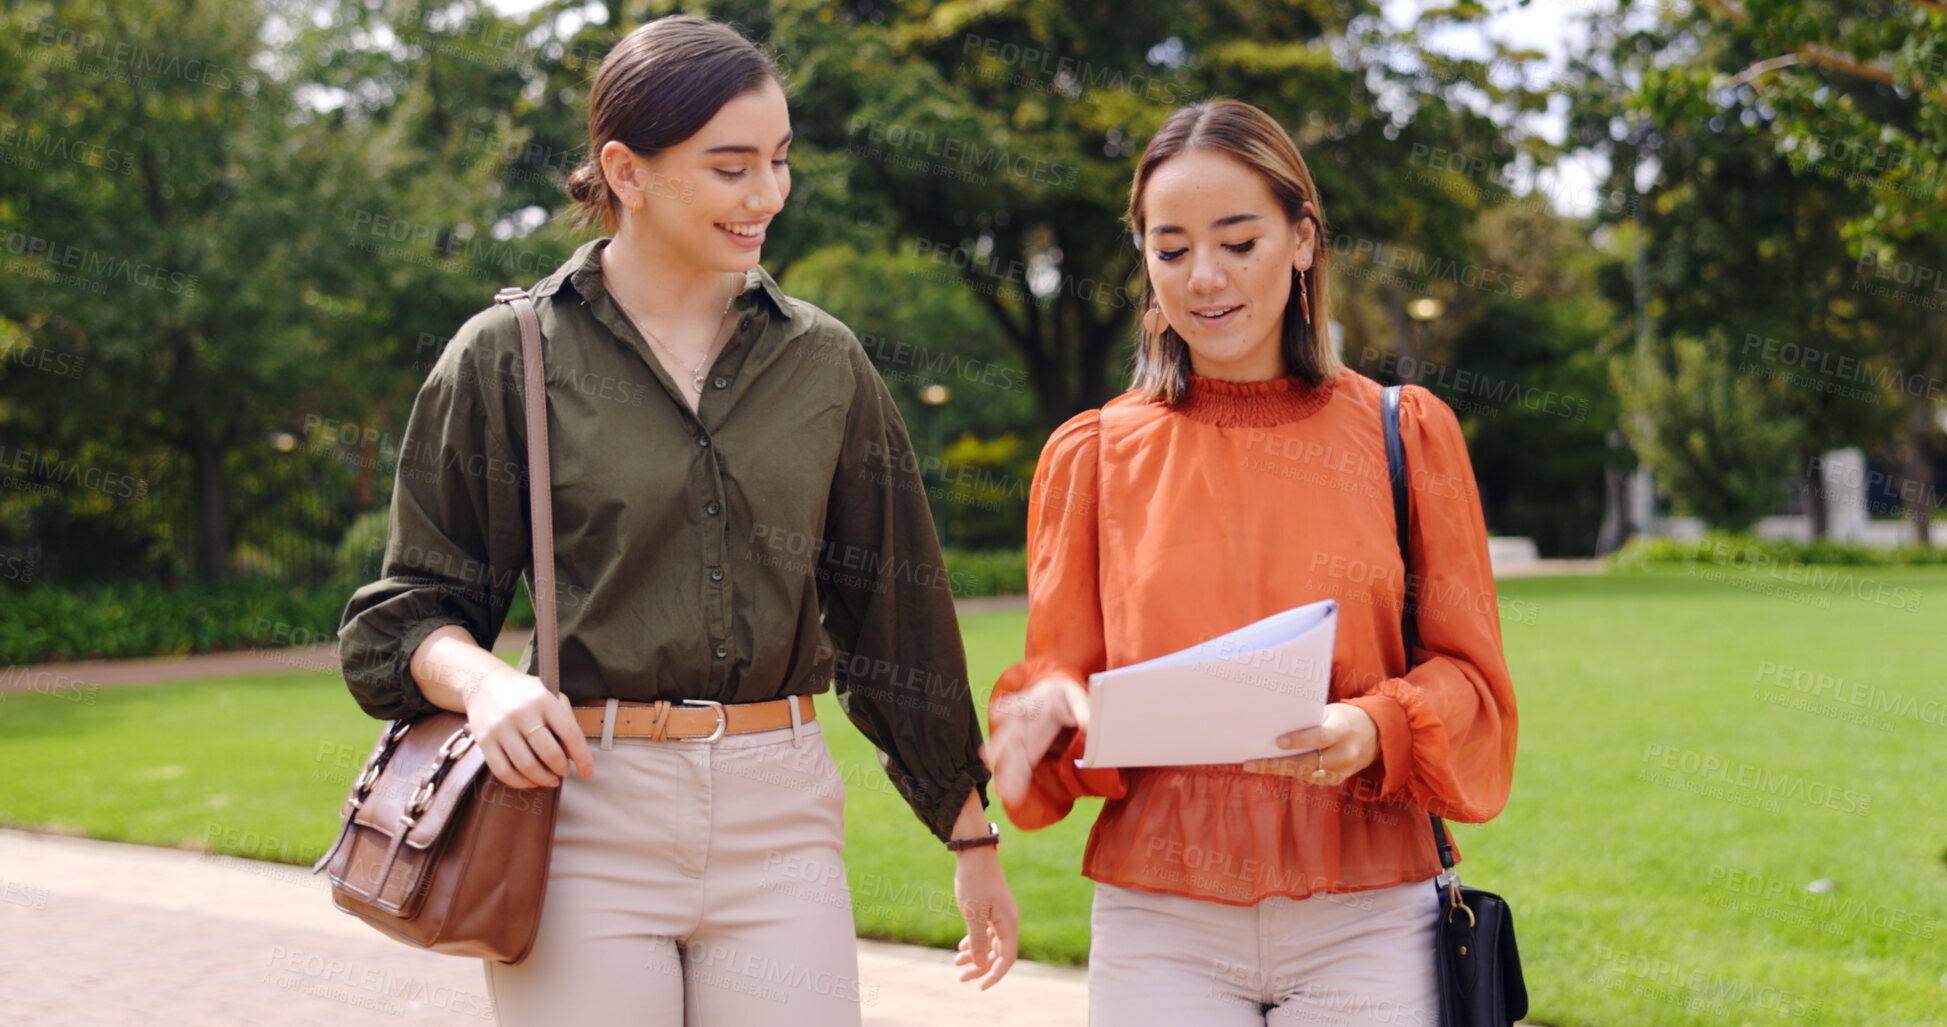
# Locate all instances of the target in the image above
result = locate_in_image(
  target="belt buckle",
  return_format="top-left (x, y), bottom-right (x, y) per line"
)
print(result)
top-left (679, 699), bottom-right (726, 742)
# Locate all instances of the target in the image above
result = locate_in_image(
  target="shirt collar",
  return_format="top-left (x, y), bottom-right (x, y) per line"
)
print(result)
top-left (541, 235), bottom-right (797, 322)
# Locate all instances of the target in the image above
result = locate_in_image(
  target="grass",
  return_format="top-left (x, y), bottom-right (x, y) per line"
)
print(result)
top-left (3, 568), bottom-right (1945, 1024)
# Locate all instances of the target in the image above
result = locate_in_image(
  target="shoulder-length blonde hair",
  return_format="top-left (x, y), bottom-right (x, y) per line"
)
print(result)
top-left (1124, 100), bottom-right (1341, 404)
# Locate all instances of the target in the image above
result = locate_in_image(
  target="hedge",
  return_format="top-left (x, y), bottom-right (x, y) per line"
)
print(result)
top-left (1, 548), bottom-right (1027, 665)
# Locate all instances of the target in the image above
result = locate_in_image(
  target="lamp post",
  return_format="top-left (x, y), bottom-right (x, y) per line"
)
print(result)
top-left (1404, 296), bottom-right (1444, 379)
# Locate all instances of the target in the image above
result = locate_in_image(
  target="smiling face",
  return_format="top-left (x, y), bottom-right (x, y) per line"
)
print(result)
top-left (1139, 148), bottom-right (1318, 382)
top-left (600, 77), bottom-right (792, 273)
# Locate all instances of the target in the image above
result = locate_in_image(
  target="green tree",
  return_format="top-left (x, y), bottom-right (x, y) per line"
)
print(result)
top-left (1436, 203), bottom-right (1625, 555)
top-left (1616, 334), bottom-right (1800, 530)
top-left (0, 0), bottom-right (565, 581)
top-left (1678, 0), bottom-right (1945, 541)
top-left (781, 244), bottom-right (1039, 549)
top-left (746, 0), bottom-right (1551, 429)
top-left (1561, 0), bottom-right (1916, 539)
top-left (1, 0), bottom-right (316, 580)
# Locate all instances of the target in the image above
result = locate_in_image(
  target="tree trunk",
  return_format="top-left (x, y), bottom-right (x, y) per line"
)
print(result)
top-left (1024, 343), bottom-right (1067, 434)
top-left (1801, 449), bottom-right (1828, 539)
top-left (188, 416), bottom-right (230, 580)
top-left (1076, 317), bottom-right (1121, 416)
top-left (1596, 463), bottom-right (1629, 554)
top-left (1389, 288), bottom-right (1416, 371)
top-left (355, 435), bottom-right (377, 510)
top-left (1901, 385), bottom-right (1934, 548)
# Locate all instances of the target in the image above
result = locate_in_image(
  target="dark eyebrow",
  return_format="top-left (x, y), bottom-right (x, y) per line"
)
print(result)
top-left (1150, 212), bottom-right (1265, 236)
top-left (701, 130), bottom-right (795, 156)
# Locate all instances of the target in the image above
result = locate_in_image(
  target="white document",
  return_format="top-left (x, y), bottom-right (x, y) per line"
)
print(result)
top-left (1077, 599), bottom-right (1338, 769)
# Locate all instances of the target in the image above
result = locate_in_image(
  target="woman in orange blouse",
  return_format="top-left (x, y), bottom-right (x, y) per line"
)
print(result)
top-left (981, 100), bottom-right (1517, 1025)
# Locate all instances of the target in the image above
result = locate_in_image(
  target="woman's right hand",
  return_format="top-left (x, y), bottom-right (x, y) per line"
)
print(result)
top-left (463, 664), bottom-right (595, 789)
top-left (982, 675), bottom-right (1089, 807)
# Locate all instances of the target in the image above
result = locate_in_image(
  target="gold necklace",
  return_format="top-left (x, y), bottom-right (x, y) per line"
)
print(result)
top-left (610, 277), bottom-right (739, 392)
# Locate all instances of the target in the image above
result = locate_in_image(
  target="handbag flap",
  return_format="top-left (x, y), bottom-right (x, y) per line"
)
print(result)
top-left (1483, 891), bottom-right (1528, 1017)
top-left (346, 714), bottom-right (489, 850)
top-left (1465, 886), bottom-right (1528, 1021)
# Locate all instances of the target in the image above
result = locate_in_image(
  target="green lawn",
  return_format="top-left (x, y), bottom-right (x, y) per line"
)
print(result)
top-left (3, 568), bottom-right (1944, 1025)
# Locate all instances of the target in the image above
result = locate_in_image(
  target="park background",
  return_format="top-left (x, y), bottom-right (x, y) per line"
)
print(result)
top-left (1, 0), bottom-right (1943, 1024)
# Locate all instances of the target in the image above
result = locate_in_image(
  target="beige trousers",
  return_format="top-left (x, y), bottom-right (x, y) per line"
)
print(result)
top-left (1086, 877), bottom-right (1441, 1027)
top-left (483, 711), bottom-right (866, 1026)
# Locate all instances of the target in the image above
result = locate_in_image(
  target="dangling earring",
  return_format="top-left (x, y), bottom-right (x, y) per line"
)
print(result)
top-left (1143, 301), bottom-right (1169, 338)
top-left (1296, 269), bottom-right (1313, 326)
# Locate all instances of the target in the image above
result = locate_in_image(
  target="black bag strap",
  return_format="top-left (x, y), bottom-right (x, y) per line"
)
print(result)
top-left (1382, 384), bottom-right (1455, 872)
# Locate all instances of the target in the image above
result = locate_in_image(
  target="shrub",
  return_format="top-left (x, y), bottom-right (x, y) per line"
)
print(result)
top-left (0, 577), bottom-right (350, 665)
top-left (944, 548), bottom-right (1027, 597)
top-left (0, 546), bottom-right (1021, 665)
top-left (1611, 532), bottom-right (1947, 571)
top-left (1613, 335), bottom-right (1798, 532)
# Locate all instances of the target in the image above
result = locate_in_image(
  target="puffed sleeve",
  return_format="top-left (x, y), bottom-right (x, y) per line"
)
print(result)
top-left (336, 305), bottom-right (532, 722)
top-left (817, 337), bottom-right (990, 844)
top-left (1342, 384), bottom-right (1518, 822)
top-left (987, 411), bottom-right (1128, 830)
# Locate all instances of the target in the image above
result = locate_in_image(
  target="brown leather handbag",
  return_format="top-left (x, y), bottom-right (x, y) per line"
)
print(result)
top-left (312, 285), bottom-right (564, 964)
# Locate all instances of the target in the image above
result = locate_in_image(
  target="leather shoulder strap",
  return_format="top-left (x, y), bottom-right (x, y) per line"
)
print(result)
top-left (1383, 384), bottom-right (1454, 870)
top-left (1381, 385), bottom-right (1417, 656)
top-left (492, 286), bottom-right (559, 697)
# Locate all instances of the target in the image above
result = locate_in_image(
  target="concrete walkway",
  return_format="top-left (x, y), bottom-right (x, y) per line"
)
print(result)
top-left (0, 828), bottom-right (1087, 1026)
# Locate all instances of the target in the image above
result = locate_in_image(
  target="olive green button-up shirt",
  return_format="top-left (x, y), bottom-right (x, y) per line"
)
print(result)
top-left (336, 235), bottom-right (989, 841)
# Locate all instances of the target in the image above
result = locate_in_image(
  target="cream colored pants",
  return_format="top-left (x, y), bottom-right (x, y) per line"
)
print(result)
top-left (484, 714), bottom-right (866, 1026)
top-left (1087, 877), bottom-right (1441, 1027)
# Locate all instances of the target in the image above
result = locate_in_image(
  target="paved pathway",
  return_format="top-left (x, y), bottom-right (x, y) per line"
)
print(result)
top-left (0, 828), bottom-right (1087, 1026)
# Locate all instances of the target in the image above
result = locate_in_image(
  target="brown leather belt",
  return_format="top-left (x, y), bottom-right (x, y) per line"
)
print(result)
top-left (569, 695), bottom-right (814, 742)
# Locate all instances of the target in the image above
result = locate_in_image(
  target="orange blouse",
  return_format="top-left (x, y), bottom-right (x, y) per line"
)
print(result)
top-left (989, 369), bottom-right (1517, 905)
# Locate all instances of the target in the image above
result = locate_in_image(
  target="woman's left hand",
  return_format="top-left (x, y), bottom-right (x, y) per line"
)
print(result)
top-left (950, 848), bottom-right (1019, 990)
top-left (1242, 703), bottom-right (1379, 787)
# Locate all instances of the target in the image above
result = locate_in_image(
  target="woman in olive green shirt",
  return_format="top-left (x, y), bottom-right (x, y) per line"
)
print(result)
top-left (337, 15), bottom-right (1017, 1024)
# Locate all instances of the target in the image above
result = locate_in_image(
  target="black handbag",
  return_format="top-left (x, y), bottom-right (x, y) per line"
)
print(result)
top-left (1381, 384), bottom-right (1529, 1026)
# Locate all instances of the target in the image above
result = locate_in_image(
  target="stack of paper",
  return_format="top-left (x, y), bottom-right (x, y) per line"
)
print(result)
top-left (1077, 599), bottom-right (1338, 768)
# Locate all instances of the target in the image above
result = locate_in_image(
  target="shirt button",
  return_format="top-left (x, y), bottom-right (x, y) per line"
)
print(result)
top-left (712, 376), bottom-right (729, 390)
top-left (712, 643), bottom-right (729, 660)
top-left (709, 566), bottom-right (725, 582)
top-left (704, 500), bottom-right (721, 516)
top-left (696, 435), bottom-right (710, 448)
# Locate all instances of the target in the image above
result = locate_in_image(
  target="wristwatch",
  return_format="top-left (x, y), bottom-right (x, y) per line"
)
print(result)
top-left (945, 821), bottom-right (1001, 852)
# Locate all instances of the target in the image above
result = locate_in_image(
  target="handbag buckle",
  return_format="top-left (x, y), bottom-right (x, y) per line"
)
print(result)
top-left (437, 728), bottom-right (475, 760)
top-left (348, 720), bottom-right (415, 810)
top-left (401, 779), bottom-right (437, 827)
top-left (678, 699), bottom-right (726, 742)
top-left (1440, 870), bottom-right (1475, 926)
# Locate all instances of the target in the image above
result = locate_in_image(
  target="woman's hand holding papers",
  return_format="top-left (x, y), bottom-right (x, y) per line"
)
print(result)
top-left (1242, 703), bottom-right (1378, 788)
top-left (983, 675), bottom-right (1091, 806)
